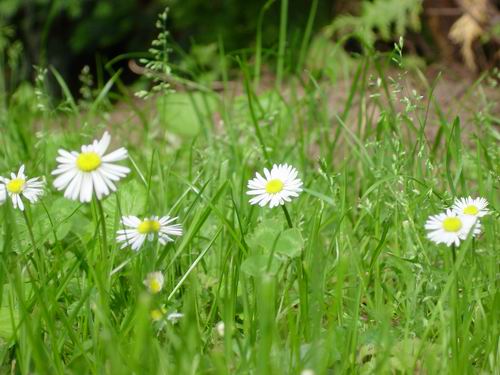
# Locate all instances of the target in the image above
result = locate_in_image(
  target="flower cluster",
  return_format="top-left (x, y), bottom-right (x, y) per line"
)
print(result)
top-left (1, 130), bottom-right (495, 329)
top-left (142, 271), bottom-right (184, 323)
top-left (425, 197), bottom-right (489, 247)
top-left (0, 132), bottom-right (185, 254)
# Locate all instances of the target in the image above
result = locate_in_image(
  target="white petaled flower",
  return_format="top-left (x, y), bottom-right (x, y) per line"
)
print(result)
top-left (425, 209), bottom-right (481, 247)
top-left (52, 131), bottom-right (130, 203)
top-left (150, 307), bottom-right (167, 322)
top-left (247, 164), bottom-right (303, 208)
top-left (144, 271), bottom-right (164, 294)
top-left (116, 215), bottom-right (183, 251)
top-left (215, 321), bottom-right (225, 337)
top-left (166, 312), bottom-right (184, 323)
top-left (0, 165), bottom-right (45, 211)
top-left (452, 196), bottom-right (489, 218)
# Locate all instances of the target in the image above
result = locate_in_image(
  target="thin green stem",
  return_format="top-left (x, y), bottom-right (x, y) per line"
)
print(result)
top-left (276, 0), bottom-right (288, 89)
top-left (281, 205), bottom-right (293, 228)
top-left (22, 210), bottom-right (37, 252)
top-left (241, 59), bottom-right (270, 162)
top-left (96, 199), bottom-right (108, 253)
top-left (22, 209), bottom-right (45, 277)
top-left (297, 0), bottom-right (318, 73)
top-left (254, 0), bottom-right (276, 90)
top-left (450, 244), bottom-right (460, 372)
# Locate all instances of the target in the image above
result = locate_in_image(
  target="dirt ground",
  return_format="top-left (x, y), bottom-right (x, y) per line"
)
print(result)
top-left (106, 61), bottom-right (499, 148)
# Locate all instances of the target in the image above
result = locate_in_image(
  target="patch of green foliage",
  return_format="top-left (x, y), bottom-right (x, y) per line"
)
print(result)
top-left (0, 4), bottom-right (499, 375)
top-left (326, 0), bottom-right (422, 48)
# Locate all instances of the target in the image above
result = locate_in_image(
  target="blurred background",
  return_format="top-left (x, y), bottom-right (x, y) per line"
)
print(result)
top-left (1, 0), bottom-right (499, 98)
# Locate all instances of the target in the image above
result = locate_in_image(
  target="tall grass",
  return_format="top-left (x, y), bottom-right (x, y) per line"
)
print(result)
top-left (0, 6), bottom-right (499, 375)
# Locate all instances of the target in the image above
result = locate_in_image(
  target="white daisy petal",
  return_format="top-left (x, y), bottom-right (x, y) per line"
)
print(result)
top-left (122, 216), bottom-right (142, 227)
top-left (97, 167), bottom-right (122, 182)
top-left (91, 171), bottom-right (109, 199)
top-left (80, 173), bottom-right (93, 203)
top-left (101, 163), bottom-right (130, 177)
top-left (0, 184), bottom-right (6, 204)
top-left (101, 148), bottom-right (128, 163)
top-left (98, 172), bottom-right (118, 192)
top-left (52, 163), bottom-right (77, 176)
top-left (17, 165), bottom-right (25, 178)
top-left (66, 172), bottom-right (83, 201)
top-left (14, 195), bottom-right (22, 210)
top-left (95, 131), bottom-right (111, 156)
top-left (131, 235), bottom-right (147, 251)
top-left (57, 149), bottom-right (77, 161)
top-left (54, 168), bottom-right (79, 189)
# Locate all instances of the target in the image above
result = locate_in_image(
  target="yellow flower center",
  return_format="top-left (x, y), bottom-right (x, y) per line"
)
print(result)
top-left (76, 152), bottom-right (101, 172)
top-left (463, 205), bottom-right (478, 215)
top-left (150, 309), bottom-right (164, 321)
top-left (6, 178), bottom-right (25, 194)
top-left (442, 217), bottom-right (462, 232)
top-left (265, 179), bottom-right (284, 194)
top-left (137, 220), bottom-right (161, 234)
top-left (149, 279), bottom-right (162, 294)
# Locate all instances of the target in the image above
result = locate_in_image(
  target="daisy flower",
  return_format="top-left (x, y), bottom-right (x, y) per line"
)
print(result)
top-left (215, 321), bottom-right (225, 337)
top-left (247, 163), bottom-right (303, 208)
top-left (425, 209), bottom-right (480, 247)
top-left (166, 312), bottom-right (184, 323)
top-left (0, 165), bottom-right (45, 211)
top-left (52, 131), bottom-right (130, 203)
top-left (144, 271), bottom-right (164, 294)
top-left (150, 307), bottom-right (167, 322)
top-left (452, 196), bottom-right (489, 218)
top-left (116, 215), bottom-right (183, 251)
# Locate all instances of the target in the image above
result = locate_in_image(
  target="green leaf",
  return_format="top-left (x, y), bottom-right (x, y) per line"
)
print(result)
top-left (246, 217), bottom-right (281, 252)
top-left (104, 180), bottom-right (148, 240)
top-left (71, 215), bottom-right (94, 245)
top-left (328, 0), bottom-right (421, 46)
top-left (13, 197), bottom-right (81, 250)
top-left (241, 254), bottom-right (279, 277)
top-left (275, 228), bottom-right (304, 258)
top-left (47, 198), bottom-right (81, 243)
top-left (0, 307), bottom-right (18, 339)
top-left (157, 92), bottom-right (217, 137)
top-left (111, 180), bottom-right (147, 216)
top-left (246, 219), bottom-right (303, 258)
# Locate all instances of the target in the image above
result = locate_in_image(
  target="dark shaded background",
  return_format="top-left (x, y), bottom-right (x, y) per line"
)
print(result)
top-left (1, 0), bottom-right (499, 96)
top-left (1, 0), bottom-right (337, 91)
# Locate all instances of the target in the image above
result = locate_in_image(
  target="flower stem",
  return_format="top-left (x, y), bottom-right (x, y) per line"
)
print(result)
top-left (281, 205), bottom-right (293, 228)
top-left (450, 243), bottom-right (460, 372)
top-left (96, 199), bottom-right (108, 253)
top-left (22, 209), bottom-right (44, 277)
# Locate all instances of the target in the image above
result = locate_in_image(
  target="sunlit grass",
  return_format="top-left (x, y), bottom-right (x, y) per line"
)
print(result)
top-left (0, 33), bottom-right (499, 375)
